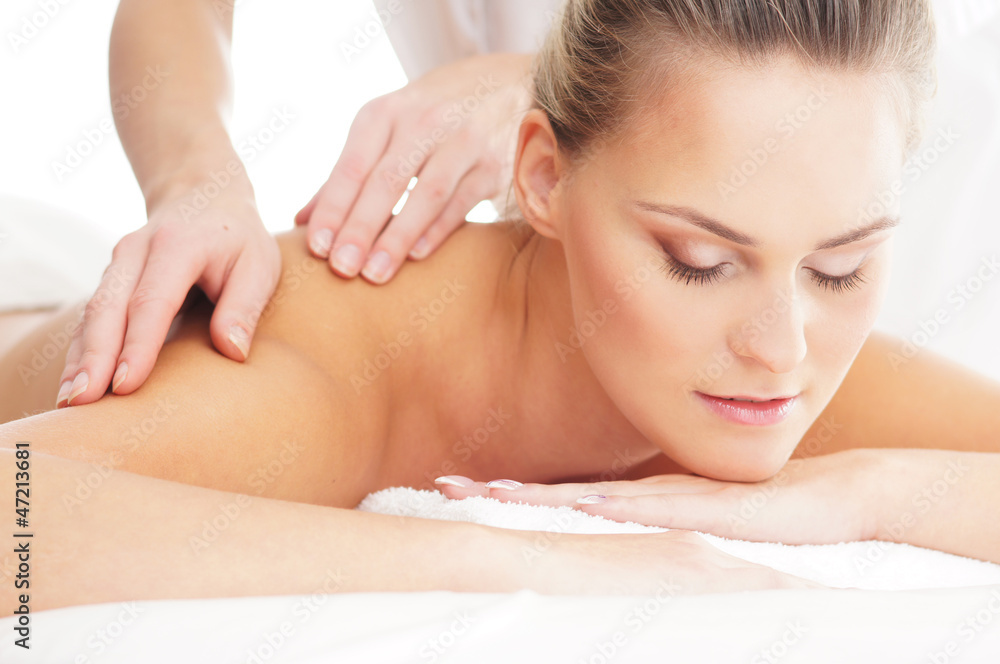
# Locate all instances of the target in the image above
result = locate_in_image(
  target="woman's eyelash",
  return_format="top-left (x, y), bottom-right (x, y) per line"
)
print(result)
top-left (807, 267), bottom-right (868, 293)
top-left (659, 254), bottom-right (868, 293)
top-left (658, 255), bottom-right (727, 286)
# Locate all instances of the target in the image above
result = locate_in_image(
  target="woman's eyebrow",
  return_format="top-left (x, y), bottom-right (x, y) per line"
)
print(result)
top-left (633, 201), bottom-right (900, 250)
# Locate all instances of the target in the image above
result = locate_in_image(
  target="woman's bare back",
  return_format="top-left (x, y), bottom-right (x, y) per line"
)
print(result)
top-left (0, 222), bottom-right (530, 507)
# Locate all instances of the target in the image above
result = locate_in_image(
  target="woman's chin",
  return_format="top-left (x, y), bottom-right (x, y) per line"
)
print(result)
top-left (668, 444), bottom-right (792, 483)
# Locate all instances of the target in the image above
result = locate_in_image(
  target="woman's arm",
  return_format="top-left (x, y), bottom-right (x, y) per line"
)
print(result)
top-left (455, 447), bottom-right (1000, 564)
top-left (0, 448), bottom-right (520, 616)
top-left (865, 448), bottom-right (1000, 563)
top-left (0, 447), bottom-right (825, 618)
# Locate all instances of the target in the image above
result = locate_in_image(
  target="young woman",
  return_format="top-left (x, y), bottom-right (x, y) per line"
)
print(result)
top-left (3, 0), bottom-right (999, 616)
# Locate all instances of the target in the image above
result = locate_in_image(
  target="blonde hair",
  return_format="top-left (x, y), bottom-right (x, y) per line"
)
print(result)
top-left (526, 0), bottom-right (936, 177)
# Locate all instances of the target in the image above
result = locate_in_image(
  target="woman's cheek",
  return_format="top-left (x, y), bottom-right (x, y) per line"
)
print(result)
top-left (819, 256), bottom-right (891, 363)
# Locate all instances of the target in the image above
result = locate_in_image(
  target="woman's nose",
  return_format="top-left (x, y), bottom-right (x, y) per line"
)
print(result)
top-left (731, 286), bottom-right (807, 374)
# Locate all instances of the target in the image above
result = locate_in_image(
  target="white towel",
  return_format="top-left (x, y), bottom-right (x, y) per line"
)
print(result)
top-left (0, 196), bottom-right (111, 313)
top-left (358, 487), bottom-right (1000, 590)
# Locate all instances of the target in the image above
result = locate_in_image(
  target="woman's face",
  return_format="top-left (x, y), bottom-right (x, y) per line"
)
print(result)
top-left (551, 57), bottom-right (905, 481)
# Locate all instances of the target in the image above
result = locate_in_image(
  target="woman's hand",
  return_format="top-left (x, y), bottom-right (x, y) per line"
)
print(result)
top-left (436, 449), bottom-right (886, 546)
top-left (295, 53), bottom-right (532, 284)
top-left (522, 529), bottom-right (828, 595)
top-left (57, 187), bottom-right (281, 407)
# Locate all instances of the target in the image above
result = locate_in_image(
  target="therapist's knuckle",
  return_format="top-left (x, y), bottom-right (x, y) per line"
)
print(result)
top-left (335, 153), bottom-right (369, 185)
top-left (128, 286), bottom-right (172, 316)
top-left (415, 105), bottom-right (447, 132)
top-left (111, 232), bottom-right (141, 262)
top-left (360, 94), bottom-right (392, 118)
top-left (150, 223), bottom-right (187, 250)
top-left (377, 163), bottom-right (412, 192)
top-left (418, 178), bottom-right (450, 204)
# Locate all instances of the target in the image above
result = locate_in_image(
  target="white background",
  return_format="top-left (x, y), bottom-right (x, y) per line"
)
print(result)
top-left (1, 0), bottom-right (998, 382)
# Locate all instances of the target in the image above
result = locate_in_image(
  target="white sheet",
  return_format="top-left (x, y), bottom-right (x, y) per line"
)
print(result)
top-left (4, 586), bottom-right (1000, 663)
top-left (3, 487), bottom-right (1000, 663)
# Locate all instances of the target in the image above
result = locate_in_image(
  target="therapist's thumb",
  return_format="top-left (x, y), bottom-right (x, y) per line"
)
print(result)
top-left (209, 246), bottom-right (281, 362)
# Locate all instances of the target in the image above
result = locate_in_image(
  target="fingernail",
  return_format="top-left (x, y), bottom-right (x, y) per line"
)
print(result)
top-left (111, 362), bottom-right (128, 393)
top-left (229, 325), bottom-right (250, 360)
top-left (577, 494), bottom-right (608, 504)
top-left (361, 250), bottom-right (392, 283)
top-left (409, 237), bottom-right (430, 260)
top-left (67, 371), bottom-right (89, 405)
top-left (485, 479), bottom-right (523, 490)
top-left (434, 475), bottom-right (474, 488)
top-left (56, 380), bottom-right (72, 408)
top-left (311, 229), bottom-right (334, 257)
top-left (331, 244), bottom-right (362, 277)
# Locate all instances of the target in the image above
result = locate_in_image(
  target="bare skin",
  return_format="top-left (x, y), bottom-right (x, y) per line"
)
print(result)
top-left (2, 223), bottom-right (662, 500)
top-left (0, 223), bottom-right (829, 616)
top-left (3, 52), bottom-right (1000, 616)
top-left (4, 222), bottom-right (999, 491)
top-left (0, 221), bottom-right (997, 616)
top-left (58, 0), bottom-right (534, 410)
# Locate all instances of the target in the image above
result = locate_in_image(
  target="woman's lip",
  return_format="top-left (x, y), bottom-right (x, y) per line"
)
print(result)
top-left (695, 392), bottom-right (798, 426)
top-left (709, 394), bottom-right (796, 402)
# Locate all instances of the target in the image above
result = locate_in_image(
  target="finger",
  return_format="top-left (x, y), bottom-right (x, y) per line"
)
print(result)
top-left (576, 492), bottom-right (731, 533)
top-left (59, 236), bottom-right (146, 408)
top-left (455, 478), bottom-right (659, 509)
top-left (107, 243), bottom-right (206, 399)
top-left (432, 476), bottom-right (491, 500)
top-left (407, 163), bottom-right (501, 262)
top-left (324, 131), bottom-right (426, 279)
top-left (57, 314), bottom-right (95, 409)
top-left (294, 189), bottom-right (320, 227)
top-left (307, 99), bottom-right (395, 261)
top-left (432, 471), bottom-right (721, 502)
top-left (359, 144), bottom-right (481, 283)
top-left (57, 308), bottom-right (86, 406)
top-left (207, 242), bottom-right (281, 364)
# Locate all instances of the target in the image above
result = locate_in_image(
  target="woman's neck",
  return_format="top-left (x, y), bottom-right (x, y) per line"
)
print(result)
top-left (447, 222), bottom-right (663, 483)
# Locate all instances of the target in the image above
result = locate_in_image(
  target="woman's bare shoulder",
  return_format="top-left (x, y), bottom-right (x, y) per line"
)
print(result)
top-left (799, 329), bottom-right (1000, 456)
top-left (262, 223), bottom-right (520, 376)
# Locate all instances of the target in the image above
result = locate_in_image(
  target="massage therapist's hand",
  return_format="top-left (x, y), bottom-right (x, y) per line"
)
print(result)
top-left (295, 53), bottom-right (531, 284)
top-left (436, 448), bottom-right (885, 546)
top-left (56, 188), bottom-right (281, 408)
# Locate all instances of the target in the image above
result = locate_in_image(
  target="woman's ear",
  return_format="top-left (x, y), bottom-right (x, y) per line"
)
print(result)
top-left (513, 109), bottom-right (564, 240)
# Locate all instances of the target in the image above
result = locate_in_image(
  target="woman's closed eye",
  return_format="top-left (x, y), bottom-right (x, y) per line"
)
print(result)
top-left (657, 253), bottom-right (869, 293)
top-left (658, 254), bottom-right (729, 286)
top-left (805, 266), bottom-right (868, 293)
